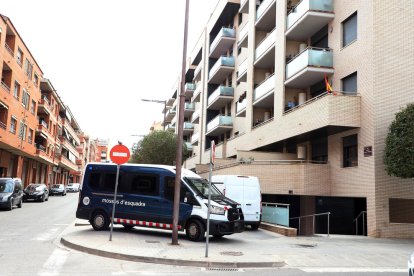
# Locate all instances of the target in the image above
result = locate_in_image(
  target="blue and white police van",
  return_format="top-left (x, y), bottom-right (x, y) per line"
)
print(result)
top-left (76, 163), bottom-right (244, 241)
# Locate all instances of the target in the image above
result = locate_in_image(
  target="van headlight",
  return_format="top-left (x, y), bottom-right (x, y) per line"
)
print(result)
top-left (208, 205), bottom-right (225, 215)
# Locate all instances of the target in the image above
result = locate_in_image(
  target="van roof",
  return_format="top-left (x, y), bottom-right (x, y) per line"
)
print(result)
top-left (85, 162), bottom-right (201, 179)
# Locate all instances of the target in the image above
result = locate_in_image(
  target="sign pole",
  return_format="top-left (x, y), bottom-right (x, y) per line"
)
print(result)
top-left (205, 140), bottom-right (214, 257)
top-left (109, 164), bottom-right (120, 241)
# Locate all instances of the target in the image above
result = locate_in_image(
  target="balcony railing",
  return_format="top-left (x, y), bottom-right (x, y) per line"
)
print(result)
top-left (39, 120), bottom-right (48, 129)
top-left (4, 44), bottom-right (14, 57)
top-left (184, 102), bottom-right (195, 110)
top-left (286, 47), bottom-right (333, 80)
top-left (0, 121), bottom-right (6, 130)
top-left (183, 122), bottom-right (194, 130)
top-left (287, 0), bottom-right (334, 30)
top-left (36, 144), bottom-right (47, 152)
top-left (1, 81), bottom-right (11, 93)
top-left (185, 83), bottom-right (196, 91)
top-left (255, 28), bottom-right (276, 61)
top-left (256, 0), bottom-right (276, 21)
top-left (207, 115), bottom-right (233, 133)
top-left (208, 56), bottom-right (235, 83)
top-left (208, 86), bottom-right (234, 106)
top-left (254, 73), bottom-right (276, 101)
top-left (185, 142), bottom-right (193, 151)
top-left (42, 95), bottom-right (50, 105)
top-left (210, 27), bottom-right (236, 56)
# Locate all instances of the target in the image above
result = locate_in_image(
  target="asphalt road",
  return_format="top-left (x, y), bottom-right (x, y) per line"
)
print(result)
top-left (0, 193), bottom-right (407, 276)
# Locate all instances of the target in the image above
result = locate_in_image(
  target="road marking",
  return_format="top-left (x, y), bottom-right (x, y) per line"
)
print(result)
top-left (112, 272), bottom-right (190, 275)
top-left (37, 248), bottom-right (69, 276)
top-left (300, 267), bottom-right (407, 273)
top-left (32, 228), bottom-right (59, 241)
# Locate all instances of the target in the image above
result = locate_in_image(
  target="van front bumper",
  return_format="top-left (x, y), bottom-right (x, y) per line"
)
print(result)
top-left (208, 219), bottom-right (244, 236)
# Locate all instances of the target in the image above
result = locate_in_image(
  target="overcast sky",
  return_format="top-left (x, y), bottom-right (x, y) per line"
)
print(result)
top-left (1, 0), bottom-right (219, 150)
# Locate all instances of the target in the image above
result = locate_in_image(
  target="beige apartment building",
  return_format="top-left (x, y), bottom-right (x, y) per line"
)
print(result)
top-left (162, 0), bottom-right (414, 238)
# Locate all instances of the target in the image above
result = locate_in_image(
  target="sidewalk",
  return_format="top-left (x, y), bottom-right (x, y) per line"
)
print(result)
top-left (60, 220), bottom-right (414, 269)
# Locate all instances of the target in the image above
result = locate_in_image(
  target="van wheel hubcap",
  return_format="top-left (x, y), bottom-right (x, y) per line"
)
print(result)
top-left (95, 216), bottom-right (104, 228)
top-left (189, 224), bottom-right (198, 236)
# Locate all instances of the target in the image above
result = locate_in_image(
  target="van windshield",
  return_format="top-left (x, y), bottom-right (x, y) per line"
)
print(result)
top-left (185, 177), bottom-right (222, 198)
top-left (0, 181), bottom-right (13, 193)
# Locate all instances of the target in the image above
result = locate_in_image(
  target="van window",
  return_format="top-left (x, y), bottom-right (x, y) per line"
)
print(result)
top-left (164, 176), bottom-right (189, 202)
top-left (129, 174), bottom-right (158, 196)
top-left (88, 172), bottom-right (124, 192)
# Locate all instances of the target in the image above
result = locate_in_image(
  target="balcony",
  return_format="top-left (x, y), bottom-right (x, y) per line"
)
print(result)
top-left (254, 73), bottom-right (275, 107)
top-left (76, 159), bottom-right (83, 165)
top-left (183, 122), bottom-right (194, 135)
top-left (4, 44), bottom-right (14, 57)
top-left (286, 0), bottom-right (334, 41)
top-left (282, 92), bottom-right (361, 138)
top-left (1, 81), bottom-right (10, 93)
top-left (207, 86), bottom-right (234, 110)
top-left (184, 102), bottom-right (195, 117)
top-left (238, 21), bottom-right (248, 48)
top-left (193, 63), bottom-right (203, 82)
top-left (206, 115), bottom-right (233, 136)
top-left (256, 0), bottom-right (276, 31)
top-left (254, 28), bottom-right (276, 68)
top-left (184, 83), bottom-right (196, 99)
top-left (166, 123), bottom-right (175, 132)
top-left (285, 47), bottom-right (334, 88)
top-left (209, 28), bottom-right (236, 58)
top-left (237, 59), bottom-right (248, 82)
top-left (36, 124), bottom-right (49, 139)
top-left (185, 142), bottom-right (193, 151)
top-left (38, 98), bottom-right (52, 115)
top-left (35, 145), bottom-right (54, 164)
top-left (166, 107), bottom-right (177, 121)
top-left (208, 56), bottom-right (235, 84)
top-left (191, 132), bottom-right (200, 145)
top-left (192, 84), bottom-right (202, 102)
top-left (58, 155), bottom-right (78, 171)
top-left (191, 109), bottom-right (200, 124)
top-left (239, 0), bottom-right (249, 13)
top-left (236, 98), bottom-right (247, 117)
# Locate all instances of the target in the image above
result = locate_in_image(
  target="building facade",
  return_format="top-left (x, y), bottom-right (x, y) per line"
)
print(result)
top-left (162, 0), bottom-right (414, 238)
top-left (0, 15), bottom-right (85, 186)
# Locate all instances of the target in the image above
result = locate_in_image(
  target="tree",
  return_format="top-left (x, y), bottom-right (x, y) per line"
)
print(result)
top-left (130, 130), bottom-right (188, 165)
top-left (384, 103), bottom-right (414, 178)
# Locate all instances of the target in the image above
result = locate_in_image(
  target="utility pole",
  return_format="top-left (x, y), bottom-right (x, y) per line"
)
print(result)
top-left (172, 0), bottom-right (190, 245)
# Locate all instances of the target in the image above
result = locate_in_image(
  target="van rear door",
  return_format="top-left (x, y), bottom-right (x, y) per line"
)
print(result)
top-left (242, 177), bottom-right (261, 222)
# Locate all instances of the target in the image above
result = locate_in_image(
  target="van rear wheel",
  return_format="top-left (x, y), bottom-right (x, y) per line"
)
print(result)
top-left (186, 220), bottom-right (205, 242)
top-left (251, 223), bottom-right (260, 230)
top-left (91, 211), bottom-right (110, 231)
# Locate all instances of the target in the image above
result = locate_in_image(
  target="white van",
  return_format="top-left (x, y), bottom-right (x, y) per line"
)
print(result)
top-left (211, 175), bottom-right (261, 230)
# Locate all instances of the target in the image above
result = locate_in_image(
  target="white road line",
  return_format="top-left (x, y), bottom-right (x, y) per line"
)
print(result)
top-left (300, 267), bottom-right (407, 273)
top-left (112, 272), bottom-right (190, 275)
top-left (37, 248), bottom-right (69, 276)
top-left (32, 228), bottom-right (59, 241)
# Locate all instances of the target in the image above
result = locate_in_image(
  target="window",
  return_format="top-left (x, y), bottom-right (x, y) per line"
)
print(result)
top-left (130, 174), bottom-right (158, 196)
top-left (18, 121), bottom-right (27, 141)
top-left (24, 58), bottom-right (33, 80)
top-left (28, 129), bottom-right (33, 144)
top-left (343, 134), bottom-right (358, 167)
top-left (342, 72), bottom-right (357, 94)
top-left (33, 73), bottom-right (39, 87)
top-left (16, 48), bottom-right (23, 66)
top-left (164, 176), bottom-right (188, 202)
top-left (342, 12), bottom-right (357, 47)
top-left (22, 89), bottom-right (29, 108)
top-left (10, 116), bottom-right (17, 134)
top-left (30, 100), bottom-right (36, 114)
top-left (13, 81), bottom-right (20, 100)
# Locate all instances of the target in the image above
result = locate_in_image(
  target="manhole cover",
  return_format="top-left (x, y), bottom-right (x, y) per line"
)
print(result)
top-left (296, 243), bottom-right (317, 248)
top-left (220, 251), bottom-right (243, 256)
top-left (145, 240), bottom-right (160, 244)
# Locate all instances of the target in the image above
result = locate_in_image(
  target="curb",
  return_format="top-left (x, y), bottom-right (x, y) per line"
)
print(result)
top-left (60, 237), bottom-right (286, 268)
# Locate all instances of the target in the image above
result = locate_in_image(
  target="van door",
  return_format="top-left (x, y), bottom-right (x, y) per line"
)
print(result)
top-left (242, 178), bottom-right (261, 222)
top-left (162, 176), bottom-right (193, 227)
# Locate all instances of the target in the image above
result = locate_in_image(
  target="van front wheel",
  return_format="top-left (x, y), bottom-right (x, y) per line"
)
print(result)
top-left (186, 220), bottom-right (205, 242)
top-left (91, 211), bottom-right (110, 231)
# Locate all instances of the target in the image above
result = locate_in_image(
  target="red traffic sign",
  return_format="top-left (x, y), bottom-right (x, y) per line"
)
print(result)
top-left (110, 144), bottom-right (130, 165)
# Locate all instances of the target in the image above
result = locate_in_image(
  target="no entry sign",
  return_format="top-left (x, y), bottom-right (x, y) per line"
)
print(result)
top-left (110, 144), bottom-right (130, 165)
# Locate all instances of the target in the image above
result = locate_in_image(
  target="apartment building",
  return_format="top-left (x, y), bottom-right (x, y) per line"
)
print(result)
top-left (0, 15), bottom-right (84, 186)
top-left (162, 0), bottom-right (414, 238)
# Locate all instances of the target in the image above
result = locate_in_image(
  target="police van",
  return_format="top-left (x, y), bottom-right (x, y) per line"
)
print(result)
top-left (76, 163), bottom-right (244, 241)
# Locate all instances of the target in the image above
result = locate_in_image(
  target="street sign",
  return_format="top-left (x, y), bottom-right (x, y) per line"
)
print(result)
top-left (110, 144), bottom-right (130, 165)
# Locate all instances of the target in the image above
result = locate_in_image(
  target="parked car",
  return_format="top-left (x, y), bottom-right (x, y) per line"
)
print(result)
top-left (212, 175), bottom-right (262, 230)
top-left (23, 183), bottom-right (49, 202)
top-left (66, 183), bottom-right (80, 192)
top-left (0, 178), bottom-right (23, 210)
top-left (409, 251), bottom-right (414, 276)
top-left (50, 184), bottom-right (66, 196)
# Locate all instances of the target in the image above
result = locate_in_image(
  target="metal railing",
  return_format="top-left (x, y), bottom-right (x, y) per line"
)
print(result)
top-left (4, 43), bottom-right (14, 57)
top-left (290, 212), bottom-right (331, 236)
top-left (0, 121), bottom-right (6, 130)
top-left (1, 81), bottom-right (11, 93)
top-left (353, 211), bottom-right (367, 236)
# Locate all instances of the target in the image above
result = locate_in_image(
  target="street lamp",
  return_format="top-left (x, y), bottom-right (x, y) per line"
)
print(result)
top-left (141, 99), bottom-right (167, 130)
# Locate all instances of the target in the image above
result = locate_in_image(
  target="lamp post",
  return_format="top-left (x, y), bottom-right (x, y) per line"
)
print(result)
top-left (141, 99), bottom-right (167, 130)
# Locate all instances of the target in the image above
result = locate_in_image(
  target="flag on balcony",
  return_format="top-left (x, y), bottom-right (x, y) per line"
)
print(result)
top-left (325, 75), bottom-right (333, 93)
